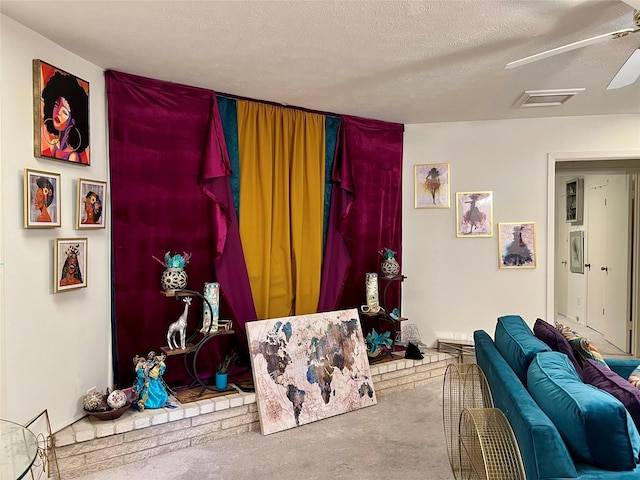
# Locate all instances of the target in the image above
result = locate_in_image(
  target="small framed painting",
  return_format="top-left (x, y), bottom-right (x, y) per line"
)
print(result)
top-left (54, 237), bottom-right (88, 293)
top-left (24, 168), bottom-right (61, 228)
top-left (77, 178), bottom-right (106, 229)
top-left (456, 191), bottom-right (493, 237)
top-left (569, 231), bottom-right (584, 274)
top-left (414, 163), bottom-right (450, 208)
top-left (33, 59), bottom-right (90, 165)
top-left (498, 222), bottom-right (536, 269)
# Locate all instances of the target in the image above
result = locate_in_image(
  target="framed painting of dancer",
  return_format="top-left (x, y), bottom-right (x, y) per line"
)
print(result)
top-left (54, 237), bottom-right (88, 293)
top-left (33, 59), bottom-right (90, 165)
top-left (498, 222), bottom-right (536, 268)
top-left (456, 191), bottom-right (493, 237)
top-left (24, 168), bottom-right (61, 229)
top-left (76, 178), bottom-right (106, 229)
top-left (414, 163), bottom-right (450, 208)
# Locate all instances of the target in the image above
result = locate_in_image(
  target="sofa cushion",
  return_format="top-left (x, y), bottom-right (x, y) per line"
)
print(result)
top-left (494, 315), bottom-right (550, 385)
top-left (533, 318), bottom-right (583, 379)
top-left (528, 351), bottom-right (640, 471)
top-left (582, 359), bottom-right (640, 432)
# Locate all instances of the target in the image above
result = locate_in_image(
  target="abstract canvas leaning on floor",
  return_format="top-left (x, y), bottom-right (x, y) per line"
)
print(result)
top-left (246, 308), bottom-right (377, 435)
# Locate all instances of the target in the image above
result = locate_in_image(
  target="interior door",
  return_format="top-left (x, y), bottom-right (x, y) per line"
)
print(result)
top-left (587, 185), bottom-right (607, 334)
top-left (602, 175), bottom-right (630, 351)
top-left (556, 194), bottom-right (569, 317)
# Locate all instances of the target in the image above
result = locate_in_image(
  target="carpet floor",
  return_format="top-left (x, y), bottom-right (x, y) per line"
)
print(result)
top-left (74, 379), bottom-right (454, 480)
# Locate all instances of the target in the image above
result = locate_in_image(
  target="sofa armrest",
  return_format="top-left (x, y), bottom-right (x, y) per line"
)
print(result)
top-left (604, 357), bottom-right (640, 380)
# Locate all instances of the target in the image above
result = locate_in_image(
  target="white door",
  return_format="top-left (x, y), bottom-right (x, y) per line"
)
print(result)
top-left (556, 194), bottom-right (569, 317)
top-left (603, 176), bottom-right (630, 351)
top-left (587, 185), bottom-right (607, 334)
top-left (586, 177), bottom-right (631, 351)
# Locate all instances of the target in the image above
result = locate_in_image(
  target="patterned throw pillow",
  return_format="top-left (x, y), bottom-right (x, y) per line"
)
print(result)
top-left (556, 323), bottom-right (609, 369)
top-left (629, 365), bottom-right (640, 389)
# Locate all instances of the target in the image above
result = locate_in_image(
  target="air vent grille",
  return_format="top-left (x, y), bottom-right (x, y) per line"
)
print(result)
top-left (514, 89), bottom-right (586, 108)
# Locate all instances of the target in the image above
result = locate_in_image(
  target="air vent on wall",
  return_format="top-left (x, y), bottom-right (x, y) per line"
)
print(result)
top-left (514, 88), bottom-right (586, 108)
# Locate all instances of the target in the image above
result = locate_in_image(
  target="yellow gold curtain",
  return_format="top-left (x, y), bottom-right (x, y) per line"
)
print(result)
top-left (236, 101), bottom-right (325, 319)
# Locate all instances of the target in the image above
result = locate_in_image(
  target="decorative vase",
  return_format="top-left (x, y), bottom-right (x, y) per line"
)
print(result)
top-left (365, 273), bottom-right (380, 313)
top-left (201, 282), bottom-right (220, 333)
top-left (215, 372), bottom-right (228, 390)
top-left (381, 258), bottom-right (400, 278)
top-left (161, 267), bottom-right (187, 291)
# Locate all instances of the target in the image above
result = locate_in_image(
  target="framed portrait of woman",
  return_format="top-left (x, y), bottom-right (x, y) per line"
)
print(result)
top-left (455, 191), bottom-right (493, 237)
top-left (54, 238), bottom-right (88, 293)
top-left (76, 178), bottom-right (106, 229)
top-left (33, 59), bottom-right (90, 165)
top-left (24, 168), bottom-right (61, 228)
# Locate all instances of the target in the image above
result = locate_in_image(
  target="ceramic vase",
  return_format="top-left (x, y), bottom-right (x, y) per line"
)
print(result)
top-left (215, 372), bottom-right (228, 390)
top-left (365, 273), bottom-right (380, 313)
top-left (161, 268), bottom-right (187, 291)
top-left (381, 258), bottom-right (400, 277)
top-left (201, 282), bottom-right (220, 333)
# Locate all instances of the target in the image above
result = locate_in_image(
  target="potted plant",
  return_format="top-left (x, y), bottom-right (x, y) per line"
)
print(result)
top-left (215, 350), bottom-right (238, 390)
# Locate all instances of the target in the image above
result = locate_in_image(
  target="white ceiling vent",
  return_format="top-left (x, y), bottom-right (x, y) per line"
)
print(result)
top-left (514, 88), bottom-right (586, 108)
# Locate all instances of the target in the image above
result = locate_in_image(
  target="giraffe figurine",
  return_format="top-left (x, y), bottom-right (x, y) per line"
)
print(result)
top-left (166, 297), bottom-right (192, 350)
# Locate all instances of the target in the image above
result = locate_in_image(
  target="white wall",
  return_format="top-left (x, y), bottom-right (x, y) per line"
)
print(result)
top-left (0, 15), bottom-right (111, 432)
top-left (402, 115), bottom-right (640, 346)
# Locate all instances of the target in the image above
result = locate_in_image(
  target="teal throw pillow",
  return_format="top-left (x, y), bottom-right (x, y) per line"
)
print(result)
top-left (494, 315), bottom-right (550, 385)
top-left (528, 351), bottom-right (640, 471)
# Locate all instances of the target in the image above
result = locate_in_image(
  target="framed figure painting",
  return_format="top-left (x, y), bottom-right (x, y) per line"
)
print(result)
top-left (498, 222), bottom-right (536, 269)
top-left (54, 238), bottom-right (88, 293)
top-left (24, 168), bottom-right (61, 228)
top-left (570, 231), bottom-right (584, 274)
top-left (77, 178), bottom-right (106, 229)
top-left (33, 59), bottom-right (90, 165)
top-left (455, 191), bottom-right (493, 237)
top-left (414, 163), bottom-right (450, 208)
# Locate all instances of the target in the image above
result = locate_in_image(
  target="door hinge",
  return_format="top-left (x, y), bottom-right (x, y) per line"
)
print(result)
top-left (603, 308), bottom-right (605, 316)
top-left (604, 198), bottom-right (607, 206)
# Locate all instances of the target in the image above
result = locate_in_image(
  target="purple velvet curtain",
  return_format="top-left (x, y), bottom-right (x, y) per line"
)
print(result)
top-left (106, 71), bottom-right (256, 387)
top-left (318, 115), bottom-right (404, 314)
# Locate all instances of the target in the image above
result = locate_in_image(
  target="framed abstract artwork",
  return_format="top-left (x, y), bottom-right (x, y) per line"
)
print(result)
top-left (77, 178), bottom-right (106, 229)
top-left (498, 222), bottom-right (536, 269)
top-left (414, 163), bottom-right (450, 208)
top-left (24, 168), bottom-right (61, 229)
top-left (33, 59), bottom-right (90, 165)
top-left (569, 230), bottom-right (584, 274)
top-left (455, 191), bottom-right (493, 237)
top-left (54, 238), bottom-right (88, 293)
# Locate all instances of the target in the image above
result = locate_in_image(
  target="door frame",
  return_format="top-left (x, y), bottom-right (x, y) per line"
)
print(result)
top-left (547, 150), bottom-right (640, 355)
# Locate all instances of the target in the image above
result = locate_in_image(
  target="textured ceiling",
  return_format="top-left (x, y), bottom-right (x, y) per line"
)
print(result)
top-left (2, 0), bottom-right (640, 124)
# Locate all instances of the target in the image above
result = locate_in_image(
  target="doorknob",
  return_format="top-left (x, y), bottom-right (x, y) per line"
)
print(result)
top-left (561, 260), bottom-right (567, 265)
top-left (601, 266), bottom-right (608, 272)
top-left (584, 263), bottom-right (591, 270)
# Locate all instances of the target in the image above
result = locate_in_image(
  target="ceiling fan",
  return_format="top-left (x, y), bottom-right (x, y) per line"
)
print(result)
top-left (505, 2), bottom-right (640, 90)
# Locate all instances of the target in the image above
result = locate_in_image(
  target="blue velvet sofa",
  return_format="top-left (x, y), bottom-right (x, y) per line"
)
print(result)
top-left (475, 315), bottom-right (640, 480)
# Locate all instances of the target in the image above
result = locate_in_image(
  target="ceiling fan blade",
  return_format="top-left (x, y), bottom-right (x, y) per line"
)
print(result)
top-left (505, 28), bottom-right (637, 69)
top-left (622, 0), bottom-right (640, 10)
top-left (607, 47), bottom-right (640, 89)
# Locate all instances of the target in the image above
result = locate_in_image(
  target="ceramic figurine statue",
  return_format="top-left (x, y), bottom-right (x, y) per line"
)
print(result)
top-left (167, 297), bottom-right (191, 350)
top-left (379, 247), bottom-right (400, 277)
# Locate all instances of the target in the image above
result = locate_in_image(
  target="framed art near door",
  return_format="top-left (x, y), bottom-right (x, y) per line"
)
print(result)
top-left (33, 59), bottom-right (90, 165)
top-left (569, 231), bottom-right (584, 274)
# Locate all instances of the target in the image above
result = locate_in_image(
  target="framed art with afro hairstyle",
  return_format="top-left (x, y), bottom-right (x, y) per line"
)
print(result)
top-left (24, 168), bottom-right (61, 228)
top-left (33, 59), bottom-right (90, 165)
top-left (54, 238), bottom-right (87, 293)
top-left (76, 178), bottom-right (106, 229)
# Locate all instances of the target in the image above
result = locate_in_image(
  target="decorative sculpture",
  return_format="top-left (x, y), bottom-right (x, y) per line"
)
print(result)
top-left (166, 297), bottom-right (191, 350)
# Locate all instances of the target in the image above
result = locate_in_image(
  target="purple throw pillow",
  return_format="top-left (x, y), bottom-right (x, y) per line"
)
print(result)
top-left (533, 318), bottom-right (583, 379)
top-left (583, 358), bottom-right (640, 431)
